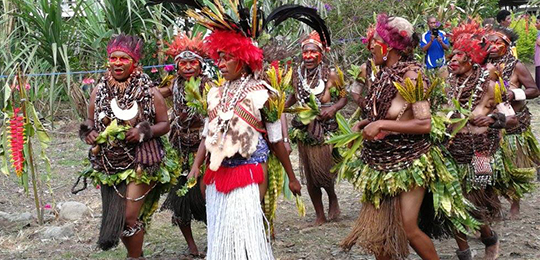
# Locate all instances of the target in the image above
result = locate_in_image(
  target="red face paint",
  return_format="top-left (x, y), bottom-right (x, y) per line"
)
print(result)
top-left (302, 50), bottom-right (321, 62)
top-left (178, 60), bottom-right (200, 71)
top-left (372, 38), bottom-right (388, 56)
top-left (109, 56), bottom-right (133, 65)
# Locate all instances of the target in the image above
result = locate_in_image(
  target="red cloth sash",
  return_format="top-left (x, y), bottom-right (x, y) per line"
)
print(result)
top-left (203, 163), bottom-right (264, 194)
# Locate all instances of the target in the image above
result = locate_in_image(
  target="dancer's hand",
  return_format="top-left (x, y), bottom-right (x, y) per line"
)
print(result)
top-left (471, 115), bottom-right (494, 127)
top-left (319, 106), bottom-right (337, 120)
top-left (289, 177), bottom-right (302, 196)
top-left (85, 130), bottom-right (99, 145)
top-left (362, 121), bottom-right (382, 140)
top-left (352, 119), bottom-right (369, 132)
top-left (187, 167), bottom-right (200, 180)
top-left (125, 128), bottom-right (141, 143)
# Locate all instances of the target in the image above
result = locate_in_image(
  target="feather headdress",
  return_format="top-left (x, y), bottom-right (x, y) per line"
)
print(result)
top-left (107, 34), bottom-right (144, 62)
top-left (165, 32), bottom-right (207, 62)
top-left (375, 14), bottom-right (415, 51)
top-left (148, 1), bottom-right (331, 72)
top-left (451, 20), bottom-right (490, 65)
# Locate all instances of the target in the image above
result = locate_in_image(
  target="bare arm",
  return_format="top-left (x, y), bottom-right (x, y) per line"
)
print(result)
top-left (422, 37), bottom-right (434, 52)
top-left (438, 38), bottom-right (449, 50)
top-left (267, 141), bottom-right (301, 195)
top-left (83, 88), bottom-right (99, 145)
top-left (188, 138), bottom-right (207, 179)
top-left (156, 85), bottom-right (172, 98)
top-left (285, 93), bottom-right (297, 108)
top-left (150, 88), bottom-right (170, 137)
top-left (516, 62), bottom-right (540, 97)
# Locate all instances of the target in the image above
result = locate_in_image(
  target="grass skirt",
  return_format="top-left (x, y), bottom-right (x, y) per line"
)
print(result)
top-left (78, 140), bottom-right (181, 250)
top-left (497, 129), bottom-right (538, 200)
top-left (342, 147), bottom-right (480, 257)
top-left (297, 142), bottom-right (337, 189)
top-left (161, 152), bottom-right (206, 226)
top-left (206, 183), bottom-right (274, 260)
top-left (161, 175), bottom-right (206, 226)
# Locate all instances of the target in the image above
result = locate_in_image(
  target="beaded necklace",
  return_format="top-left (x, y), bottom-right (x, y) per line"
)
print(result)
top-left (210, 75), bottom-right (251, 147)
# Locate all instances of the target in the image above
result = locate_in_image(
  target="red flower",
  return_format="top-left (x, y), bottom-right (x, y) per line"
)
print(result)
top-left (271, 60), bottom-right (281, 84)
top-left (399, 30), bottom-right (408, 37)
top-left (8, 107), bottom-right (25, 177)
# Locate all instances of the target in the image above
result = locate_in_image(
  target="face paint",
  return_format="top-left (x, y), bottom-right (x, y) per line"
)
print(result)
top-left (217, 51), bottom-right (245, 81)
top-left (109, 51), bottom-right (136, 81)
top-left (177, 59), bottom-right (201, 80)
top-left (109, 56), bottom-right (133, 65)
top-left (302, 43), bottom-right (323, 69)
top-left (302, 50), bottom-right (321, 62)
top-left (372, 38), bottom-right (388, 56)
top-left (178, 60), bottom-right (199, 71)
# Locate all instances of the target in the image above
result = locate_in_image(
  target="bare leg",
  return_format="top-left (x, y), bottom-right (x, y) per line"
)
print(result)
top-left (178, 224), bottom-right (200, 256)
top-left (306, 176), bottom-right (326, 225)
top-left (259, 163), bottom-right (269, 201)
top-left (509, 198), bottom-right (520, 220)
top-left (199, 177), bottom-right (206, 199)
top-left (400, 186), bottom-right (439, 260)
top-left (454, 231), bottom-right (469, 251)
top-left (121, 182), bottom-right (153, 258)
top-left (324, 184), bottom-right (340, 221)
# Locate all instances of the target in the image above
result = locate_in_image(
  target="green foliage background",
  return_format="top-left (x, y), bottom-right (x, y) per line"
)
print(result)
top-left (0, 0), bottom-right (534, 122)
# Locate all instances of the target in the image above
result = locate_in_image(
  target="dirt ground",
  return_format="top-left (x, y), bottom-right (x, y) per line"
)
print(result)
top-left (1, 101), bottom-right (540, 259)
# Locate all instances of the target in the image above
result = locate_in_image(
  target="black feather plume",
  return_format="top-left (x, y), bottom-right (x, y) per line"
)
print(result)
top-left (264, 4), bottom-right (331, 47)
top-left (145, 0), bottom-right (200, 8)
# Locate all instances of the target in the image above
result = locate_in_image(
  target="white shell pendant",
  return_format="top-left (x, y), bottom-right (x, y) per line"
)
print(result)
top-left (310, 79), bottom-right (325, 96)
top-left (219, 110), bottom-right (234, 121)
top-left (110, 98), bottom-right (139, 121)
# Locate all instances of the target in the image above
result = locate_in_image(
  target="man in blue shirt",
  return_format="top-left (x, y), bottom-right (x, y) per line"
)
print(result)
top-left (420, 16), bottom-right (449, 69)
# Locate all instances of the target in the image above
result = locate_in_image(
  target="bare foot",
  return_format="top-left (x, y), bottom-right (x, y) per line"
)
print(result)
top-left (484, 241), bottom-right (499, 260)
top-left (482, 231), bottom-right (499, 260)
top-left (314, 216), bottom-right (327, 226)
top-left (187, 246), bottom-right (200, 258)
top-left (328, 203), bottom-right (341, 221)
top-left (509, 200), bottom-right (520, 220)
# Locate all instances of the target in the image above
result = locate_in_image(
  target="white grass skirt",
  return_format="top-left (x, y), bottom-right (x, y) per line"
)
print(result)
top-left (206, 183), bottom-right (274, 260)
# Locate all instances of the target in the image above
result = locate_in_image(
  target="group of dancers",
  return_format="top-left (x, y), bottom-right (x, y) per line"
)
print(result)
top-left (75, 1), bottom-right (540, 259)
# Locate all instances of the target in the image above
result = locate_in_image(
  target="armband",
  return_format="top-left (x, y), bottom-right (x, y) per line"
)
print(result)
top-left (488, 113), bottom-right (506, 129)
top-left (201, 118), bottom-right (209, 138)
top-left (265, 121), bottom-right (283, 143)
top-left (136, 121), bottom-right (153, 142)
top-left (511, 89), bottom-right (526, 101)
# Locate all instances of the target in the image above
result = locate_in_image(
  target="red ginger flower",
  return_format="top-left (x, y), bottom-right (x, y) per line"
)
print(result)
top-left (8, 107), bottom-right (25, 177)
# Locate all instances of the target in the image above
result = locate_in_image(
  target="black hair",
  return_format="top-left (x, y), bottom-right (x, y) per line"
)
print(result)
top-left (496, 10), bottom-right (511, 23)
top-left (492, 25), bottom-right (519, 43)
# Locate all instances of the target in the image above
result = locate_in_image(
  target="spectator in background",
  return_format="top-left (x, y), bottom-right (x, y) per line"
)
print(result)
top-left (483, 18), bottom-right (496, 30)
top-left (535, 16), bottom-right (540, 89)
top-left (420, 16), bottom-right (449, 69)
top-left (497, 10), bottom-right (512, 28)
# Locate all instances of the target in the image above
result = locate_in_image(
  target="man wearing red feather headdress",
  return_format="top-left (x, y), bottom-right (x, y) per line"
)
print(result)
top-left (158, 32), bottom-right (210, 258)
top-left (445, 21), bottom-right (509, 260)
top-left (285, 31), bottom-right (348, 226)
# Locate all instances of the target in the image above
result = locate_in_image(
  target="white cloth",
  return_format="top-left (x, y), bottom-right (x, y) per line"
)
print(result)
top-left (206, 183), bottom-right (274, 260)
top-left (265, 121), bottom-right (283, 143)
top-left (511, 88), bottom-right (526, 101)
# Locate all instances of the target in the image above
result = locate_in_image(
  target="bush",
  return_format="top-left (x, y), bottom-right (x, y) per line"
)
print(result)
top-left (512, 16), bottom-right (537, 63)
